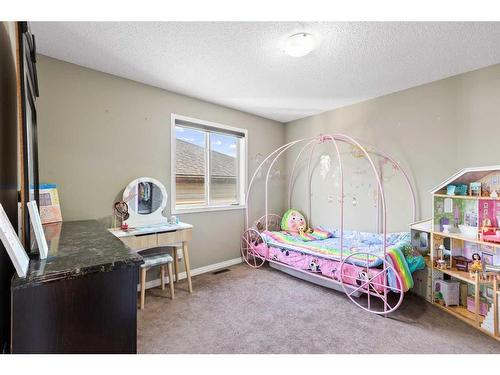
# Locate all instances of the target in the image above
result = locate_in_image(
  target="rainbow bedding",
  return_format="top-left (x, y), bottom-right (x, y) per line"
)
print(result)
top-left (255, 229), bottom-right (424, 292)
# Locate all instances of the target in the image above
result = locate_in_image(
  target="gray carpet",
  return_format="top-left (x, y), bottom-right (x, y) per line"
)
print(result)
top-left (137, 263), bottom-right (500, 353)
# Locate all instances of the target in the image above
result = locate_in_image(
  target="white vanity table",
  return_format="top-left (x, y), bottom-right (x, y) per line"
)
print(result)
top-left (109, 177), bottom-right (194, 293)
top-left (109, 222), bottom-right (194, 292)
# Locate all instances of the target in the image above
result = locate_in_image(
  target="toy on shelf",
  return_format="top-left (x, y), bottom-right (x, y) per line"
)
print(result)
top-left (453, 255), bottom-right (472, 272)
top-left (467, 296), bottom-right (489, 316)
top-left (434, 279), bottom-right (460, 306)
top-left (482, 233), bottom-right (500, 244)
top-left (477, 198), bottom-right (500, 242)
top-left (479, 216), bottom-right (497, 240)
top-left (446, 184), bottom-right (468, 196)
top-left (482, 217), bottom-right (493, 228)
top-left (485, 264), bottom-right (500, 273)
top-left (470, 182), bottom-right (482, 197)
top-left (436, 244), bottom-right (448, 270)
top-left (469, 253), bottom-right (483, 278)
top-left (458, 224), bottom-right (478, 239)
top-left (436, 259), bottom-right (447, 270)
top-left (439, 217), bottom-right (450, 232)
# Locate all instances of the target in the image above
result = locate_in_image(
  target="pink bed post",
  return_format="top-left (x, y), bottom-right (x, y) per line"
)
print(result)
top-left (245, 138), bottom-right (313, 228)
top-left (319, 135), bottom-right (344, 260)
top-left (265, 140), bottom-right (314, 230)
top-left (242, 138), bottom-right (314, 268)
top-left (376, 160), bottom-right (382, 234)
top-left (287, 139), bottom-right (317, 209)
top-left (378, 152), bottom-right (417, 222)
top-left (246, 143), bottom-right (290, 228)
top-left (305, 139), bottom-right (320, 224)
top-left (336, 134), bottom-right (391, 314)
top-left (288, 134), bottom-right (345, 256)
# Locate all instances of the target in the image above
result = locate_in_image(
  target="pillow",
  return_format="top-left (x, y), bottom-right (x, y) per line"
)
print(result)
top-left (281, 209), bottom-right (307, 232)
top-left (330, 230), bottom-right (410, 246)
top-left (386, 232), bottom-right (410, 245)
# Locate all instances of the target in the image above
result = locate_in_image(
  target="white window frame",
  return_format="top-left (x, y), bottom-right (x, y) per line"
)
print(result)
top-left (171, 113), bottom-right (248, 214)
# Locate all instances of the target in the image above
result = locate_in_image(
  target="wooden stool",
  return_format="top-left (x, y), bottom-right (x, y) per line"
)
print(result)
top-left (171, 245), bottom-right (193, 293)
top-left (139, 247), bottom-right (175, 310)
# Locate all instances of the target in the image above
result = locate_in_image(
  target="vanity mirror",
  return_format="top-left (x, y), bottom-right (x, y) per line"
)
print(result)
top-left (122, 177), bottom-right (169, 228)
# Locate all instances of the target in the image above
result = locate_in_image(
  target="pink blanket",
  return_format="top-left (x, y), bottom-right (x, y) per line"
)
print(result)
top-left (254, 243), bottom-right (386, 291)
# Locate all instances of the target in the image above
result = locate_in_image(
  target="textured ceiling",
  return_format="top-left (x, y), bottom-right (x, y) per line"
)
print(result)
top-left (31, 22), bottom-right (500, 122)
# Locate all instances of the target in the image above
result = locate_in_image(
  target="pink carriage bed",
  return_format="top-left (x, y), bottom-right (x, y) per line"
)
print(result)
top-left (250, 227), bottom-right (420, 293)
top-left (241, 134), bottom-right (418, 315)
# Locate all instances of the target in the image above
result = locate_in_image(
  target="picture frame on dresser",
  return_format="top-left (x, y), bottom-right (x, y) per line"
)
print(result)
top-left (27, 201), bottom-right (48, 259)
top-left (0, 204), bottom-right (29, 278)
top-left (17, 21), bottom-right (40, 252)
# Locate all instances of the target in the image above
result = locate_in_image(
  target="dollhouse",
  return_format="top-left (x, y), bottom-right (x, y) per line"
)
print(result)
top-left (412, 166), bottom-right (500, 341)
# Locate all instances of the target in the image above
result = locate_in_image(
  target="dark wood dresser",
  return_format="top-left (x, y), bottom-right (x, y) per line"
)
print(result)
top-left (10, 220), bottom-right (143, 353)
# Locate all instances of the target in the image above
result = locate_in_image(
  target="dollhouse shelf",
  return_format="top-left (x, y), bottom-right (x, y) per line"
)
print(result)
top-left (482, 235), bottom-right (500, 244)
top-left (433, 193), bottom-right (477, 200)
top-left (435, 302), bottom-right (500, 342)
top-left (432, 231), bottom-right (500, 249)
top-left (432, 266), bottom-right (493, 286)
top-left (429, 166), bottom-right (500, 341)
top-left (434, 193), bottom-right (500, 201)
top-left (434, 303), bottom-right (485, 326)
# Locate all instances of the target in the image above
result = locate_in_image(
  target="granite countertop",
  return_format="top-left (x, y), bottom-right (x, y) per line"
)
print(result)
top-left (11, 220), bottom-right (143, 290)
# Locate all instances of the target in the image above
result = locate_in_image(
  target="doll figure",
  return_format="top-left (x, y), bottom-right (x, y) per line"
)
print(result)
top-left (281, 209), bottom-right (312, 234)
top-left (469, 253), bottom-right (483, 278)
top-left (482, 217), bottom-right (492, 228)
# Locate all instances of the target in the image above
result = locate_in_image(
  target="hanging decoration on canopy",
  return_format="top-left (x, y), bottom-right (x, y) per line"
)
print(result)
top-left (271, 167), bottom-right (281, 179)
top-left (380, 157), bottom-right (400, 183)
top-left (253, 153), bottom-right (264, 178)
top-left (319, 154), bottom-right (331, 180)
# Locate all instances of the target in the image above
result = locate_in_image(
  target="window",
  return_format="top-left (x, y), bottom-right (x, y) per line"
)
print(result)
top-left (171, 114), bottom-right (247, 213)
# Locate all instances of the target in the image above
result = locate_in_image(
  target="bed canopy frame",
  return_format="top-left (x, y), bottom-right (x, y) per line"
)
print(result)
top-left (242, 134), bottom-right (417, 315)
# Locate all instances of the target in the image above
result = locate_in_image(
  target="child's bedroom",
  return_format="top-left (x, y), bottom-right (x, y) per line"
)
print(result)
top-left (1, 0), bottom-right (500, 370)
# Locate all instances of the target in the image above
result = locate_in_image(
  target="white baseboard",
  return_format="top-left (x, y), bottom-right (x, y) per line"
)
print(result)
top-left (138, 256), bottom-right (242, 291)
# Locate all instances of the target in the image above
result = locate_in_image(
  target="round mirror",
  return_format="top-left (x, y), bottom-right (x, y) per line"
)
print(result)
top-left (122, 177), bottom-right (169, 227)
top-left (128, 182), bottom-right (163, 215)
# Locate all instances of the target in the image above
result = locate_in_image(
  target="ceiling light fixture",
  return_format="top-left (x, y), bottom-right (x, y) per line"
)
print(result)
top-left (283, 33), bottom-right (316, 57)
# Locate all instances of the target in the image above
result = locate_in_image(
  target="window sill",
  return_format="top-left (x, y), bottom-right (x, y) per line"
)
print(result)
top-left (172, 204), bottom-right (246, 215)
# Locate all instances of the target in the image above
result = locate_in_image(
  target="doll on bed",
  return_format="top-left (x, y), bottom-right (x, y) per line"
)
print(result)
top-left (280, 209), bottom-right (332, 241)
top-left (281, 209), bottom-right (311, 234)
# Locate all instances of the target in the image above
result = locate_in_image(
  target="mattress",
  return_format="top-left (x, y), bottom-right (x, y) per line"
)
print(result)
top-left (262, 230), bottom-right (410, 267)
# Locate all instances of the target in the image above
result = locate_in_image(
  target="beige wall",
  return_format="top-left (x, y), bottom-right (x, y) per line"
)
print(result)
top-left (456, 65), bottom-right (500, 167)
top-left (36, 55), bottom-right (286, 270)
top-left (37, 53), bottom-right (500, 265)
top-left (285, 63), bottom-right (500, 232)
